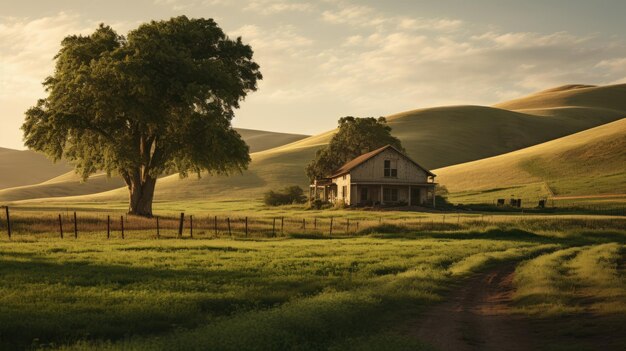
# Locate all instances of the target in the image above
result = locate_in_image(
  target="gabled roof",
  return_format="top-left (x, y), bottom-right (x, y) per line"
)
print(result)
top-left (328, 144), bottom-right (436, 178)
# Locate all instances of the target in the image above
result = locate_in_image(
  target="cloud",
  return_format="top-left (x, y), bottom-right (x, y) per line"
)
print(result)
top-left (243, 0), bottom-right (314, 15)
top-left (397, 17), bottom-right (463, 32)
top-left (311, 22), bottom-right (626, 113)
top-left (153, 0), bottom-right (313, 14)
top-left (0, 12), bottom-right (93, 100)
top-left (0, 12), bottom-right (135, 149)
top-left (229, 24), bottom-right (317, 103)
top-left (322, 3), bottom-right (462, 32)
top-left (3, 1), bottom-right (626, 148)
top-left (0, 12), bottom-right (93, 149)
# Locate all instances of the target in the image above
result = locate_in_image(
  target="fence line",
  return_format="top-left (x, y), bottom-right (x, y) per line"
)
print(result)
top-left (1, 205), bottom-right (625, 241)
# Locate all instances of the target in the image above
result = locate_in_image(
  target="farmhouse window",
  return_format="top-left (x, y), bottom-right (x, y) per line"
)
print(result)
top-left (383, 188), bottom-right (398, 202)
top-left (384, 160), bottom-right (397, 177)
top-left (342, 185), bottom-right (347, 199)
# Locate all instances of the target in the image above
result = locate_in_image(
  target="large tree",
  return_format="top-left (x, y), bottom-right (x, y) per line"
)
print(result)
top-left (306, 116), bottom-right (404, 181)
top-left (22, 16), bottom-right (262, 216)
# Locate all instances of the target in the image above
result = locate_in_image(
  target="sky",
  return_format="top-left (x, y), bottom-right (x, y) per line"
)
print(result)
top-left (1, 0), bottom-right (626, 150)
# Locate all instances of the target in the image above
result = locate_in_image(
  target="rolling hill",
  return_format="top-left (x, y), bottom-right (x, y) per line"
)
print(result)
top-left (0, 148), bottom-right (72, 189)
top-left (233, 128), bottom-right (309, 153)
top-left (2, 83), bottom-right (625, 203)
top-left (434, 117), bottom-right (626, 204)
top-left (0, 128), bottom-right (309, 199)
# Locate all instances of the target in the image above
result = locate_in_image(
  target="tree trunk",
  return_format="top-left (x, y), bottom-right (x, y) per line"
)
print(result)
top-left (128, 175), bottom-right (157, 217)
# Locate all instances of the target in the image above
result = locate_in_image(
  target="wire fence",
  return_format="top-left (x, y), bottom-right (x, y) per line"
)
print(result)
top-left (1, 206), bottom-right (625, 241)
top-left (0, 209), bottom-right (385, 240)
top-left (465, 200), bottom-right (626, 216)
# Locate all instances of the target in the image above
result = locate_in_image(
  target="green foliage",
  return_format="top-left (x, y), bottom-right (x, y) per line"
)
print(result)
top-left (309, 199), bottom-right (329, 210)
top-left (22, 17), bottom-right (262, 216)
top-left (435, 184), bottom-right (449, 196)
top-left (263, 185), bottom-right (306, 206)
top-left (306, 116), bottom-right (404, 181)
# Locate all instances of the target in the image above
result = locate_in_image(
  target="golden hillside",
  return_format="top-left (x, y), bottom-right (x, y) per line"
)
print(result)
top-left (3, 84), bottom-right (625, 203)
top-left (0, 128), bottom-right (308, 201)
top-left (435, 118), bottom-right (626, 204)
top-left (0, 148), bottom-right (72, 189)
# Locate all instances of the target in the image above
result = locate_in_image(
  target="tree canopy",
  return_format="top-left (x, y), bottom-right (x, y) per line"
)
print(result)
top-left (306, 116), bottom-right (404, 181)
top-left (22, 16), bottom-right (262, 216)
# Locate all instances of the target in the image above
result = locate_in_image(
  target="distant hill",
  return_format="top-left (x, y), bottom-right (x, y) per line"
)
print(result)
top-left (2, 84), bottom-right (625, 203)
top-left (0, 128), bottom-right (308, 200)
top-left (234, 128), bottom-right (309, 154)
top-left (0, 148), bottom-right (72, 189)
top-left (435, 118), bottom-right (626, 204)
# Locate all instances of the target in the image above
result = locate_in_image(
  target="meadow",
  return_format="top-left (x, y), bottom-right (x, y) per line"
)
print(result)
top-left (1, 205), bottom-right (624, 350)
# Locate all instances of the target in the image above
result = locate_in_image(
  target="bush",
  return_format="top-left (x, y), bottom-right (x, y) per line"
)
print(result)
top-left (310, 199), bottom-right (329, 210)
top-left (435, 184), bottom-right (449, 196)
top-left (264, 186), bottom-right (306, 206)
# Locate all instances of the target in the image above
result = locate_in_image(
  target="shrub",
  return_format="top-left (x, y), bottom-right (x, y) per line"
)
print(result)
top-left (310, 199), bottom-right (328, 210)
top-left (264, 186), bottom-right (306, 206)
top-left (435, 184), bottom-right (449, 196)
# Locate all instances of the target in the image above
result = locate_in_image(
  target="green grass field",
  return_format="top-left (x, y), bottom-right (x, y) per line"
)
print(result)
top-left (1, 210), bottom-right (624, 350)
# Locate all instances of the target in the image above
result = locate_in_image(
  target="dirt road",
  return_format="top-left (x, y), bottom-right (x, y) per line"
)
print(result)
top-left (409, 263), bottom-right (533, 351)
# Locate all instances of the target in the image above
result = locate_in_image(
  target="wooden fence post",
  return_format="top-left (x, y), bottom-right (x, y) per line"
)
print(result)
top-left (245, 217), bottom-right (248, 237)
top-left (281, 217), bottom-right (284, 235)
top-left (272, 218), bottom-right (276, 237)
top-left (107, 215), bottom-right (110, 239)
top-left (329, 217), bottom-right (333, 236)
top-left (214, 216), bottom-right (218, 237)
top-left (314, 217), bottom-right (317, 230)
top-left (5, 206), bottom-right (11, 239)
top-left (73, 211), bottom-right (77, 239)
top-left (346, 218), bottom-right (349, 234)
top-left (156, 216), bottom-right (160, 239)
top-left (356, 221), bottom-right (359, 232)
top-left (58, 214), bottom-right (63, 239)
top-left (190, 215), bottom-right (193, 238)
top-left (302, 218), bottom-right (306, 231)
top-left (178, 213), bottom-right (184, 238)
top-left (227, 217), bottom-right (231, 237)
top-left (121, 215), bottom-right (124, 239)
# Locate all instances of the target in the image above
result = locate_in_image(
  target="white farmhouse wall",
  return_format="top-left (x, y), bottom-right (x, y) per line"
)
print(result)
top-left (331, 173), bottom-right (352, 205)
top-left (350, 148), bottom-right (429, 183)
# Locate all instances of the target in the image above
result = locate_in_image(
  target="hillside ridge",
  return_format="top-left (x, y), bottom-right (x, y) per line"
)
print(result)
top-left (3, 83), bottom-right (625, 203)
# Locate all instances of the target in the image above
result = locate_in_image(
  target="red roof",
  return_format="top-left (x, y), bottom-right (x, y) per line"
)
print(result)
top-left (328, 145), bottom-right (435, 178)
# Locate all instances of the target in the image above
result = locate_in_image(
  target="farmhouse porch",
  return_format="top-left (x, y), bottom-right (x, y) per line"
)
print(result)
top-left (310, 180), bottom-right (436, 207)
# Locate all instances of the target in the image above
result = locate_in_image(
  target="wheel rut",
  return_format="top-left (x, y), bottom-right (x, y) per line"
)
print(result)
top-left (408, 263), bottom-right (533, 351)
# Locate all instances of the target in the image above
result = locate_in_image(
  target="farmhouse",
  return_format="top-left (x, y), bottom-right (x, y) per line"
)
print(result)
top-left (310, 145), bottom-right (437, 207)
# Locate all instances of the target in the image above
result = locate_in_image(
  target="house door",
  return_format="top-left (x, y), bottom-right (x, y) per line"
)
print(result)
top-left (410, 187), bottom-right (421, 206)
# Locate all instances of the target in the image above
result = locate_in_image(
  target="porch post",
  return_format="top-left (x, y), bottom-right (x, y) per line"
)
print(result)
top-left (380, 185), bottom-right (384, 205)
top-left (432, 186), bottom-right (436, 208)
